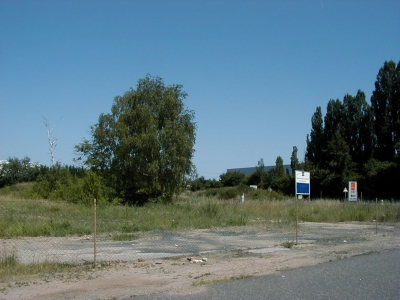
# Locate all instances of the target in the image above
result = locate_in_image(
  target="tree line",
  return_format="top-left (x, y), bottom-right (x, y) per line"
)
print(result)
top-left (304, 60), bottom-right (399, 199)
top-left (1, 61), bottom-right (399, 203)
top-left (191, 60), bottom-right (400, 200)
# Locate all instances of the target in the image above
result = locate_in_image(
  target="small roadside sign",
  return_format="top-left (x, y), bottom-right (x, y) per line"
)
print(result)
top-left (343, 187), bottom-right (348, 192)
top-left (348, 181), bottom-right (357, 202)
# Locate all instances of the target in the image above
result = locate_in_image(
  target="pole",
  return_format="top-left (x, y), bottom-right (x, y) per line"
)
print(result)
top-left (295, 196), bottom-right (298, 245)
top-left (375, 198), bottom-right (378, 234)
top-left (94, 198), bottom-right (97, 266)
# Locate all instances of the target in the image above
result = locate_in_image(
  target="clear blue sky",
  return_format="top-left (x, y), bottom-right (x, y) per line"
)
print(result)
top-left (1, 0), bottom-right (399, 179)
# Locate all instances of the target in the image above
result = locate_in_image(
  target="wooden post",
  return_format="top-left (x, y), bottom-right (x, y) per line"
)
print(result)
top-left (295, 196), bottom-right (298, 245)
top-left (375, 198), bottom-right (378, 234)
top-left (94, 198), bottom-right (97, 266)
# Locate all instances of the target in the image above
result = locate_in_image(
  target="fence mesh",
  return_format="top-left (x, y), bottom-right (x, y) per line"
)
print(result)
top-left (1, 197), bottom-right (396, 265)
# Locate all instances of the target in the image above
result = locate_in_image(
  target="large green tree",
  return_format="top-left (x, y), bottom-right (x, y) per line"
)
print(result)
top-left (290, 146), bottom-right (299, 176)
top-left (371, 60), bottom-right (400, 162)
top-left (75, 75), bottom-right (196, 204)
top-left (324, 99), bottom-right (344, 147)
top-left (305, 106), bottom-right (324, 167)
top-left (342, 90), bottom-right (374, 173)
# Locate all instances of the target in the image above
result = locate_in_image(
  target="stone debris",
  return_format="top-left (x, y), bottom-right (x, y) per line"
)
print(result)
top-left (187, 257), bottom-right (208, 263)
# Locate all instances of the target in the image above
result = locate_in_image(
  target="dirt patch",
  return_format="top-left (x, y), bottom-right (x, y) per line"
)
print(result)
top-left (1, 222), bottom-right (398, 300)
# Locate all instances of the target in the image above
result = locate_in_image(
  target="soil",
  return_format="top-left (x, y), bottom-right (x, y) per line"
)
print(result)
top-left (0, 222), bottom-right (398, 300)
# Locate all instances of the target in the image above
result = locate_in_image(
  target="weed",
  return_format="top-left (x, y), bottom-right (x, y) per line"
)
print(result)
top-left (353, 250), bottom-right (378, 257)
top-left (0, 190), bottom-right (399, 240)
top-left (281, 241), bottom-right (295, 249)
top-left (112, 233), bottom-right (139, 241)
top-left (0, 249), bottom-right (18, 267)
top-left (193, 274), bottom-right (252, 286)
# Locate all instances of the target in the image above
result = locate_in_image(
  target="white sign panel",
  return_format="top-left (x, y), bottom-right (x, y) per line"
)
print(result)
top-left (295, 170), bottom-right (310, 195)
top-left (348, 181), bottom-right (357, 202)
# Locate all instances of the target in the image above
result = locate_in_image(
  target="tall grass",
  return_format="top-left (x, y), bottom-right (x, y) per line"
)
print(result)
top-left (0, 247), bottom-right (96, 281)
top-left (0, 185), bottom-right (399, 238)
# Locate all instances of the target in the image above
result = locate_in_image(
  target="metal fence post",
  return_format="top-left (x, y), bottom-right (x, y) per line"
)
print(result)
top-left (94, 198), bottom-right (97, 266)
top-left (295, 197), bottom-right (298, 245)
top-left (375, 198), bottom-right (378, 234)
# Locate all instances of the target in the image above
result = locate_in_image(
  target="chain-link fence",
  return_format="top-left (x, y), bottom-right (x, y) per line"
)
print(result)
top-left (1, 198), bottom-right (397, 265)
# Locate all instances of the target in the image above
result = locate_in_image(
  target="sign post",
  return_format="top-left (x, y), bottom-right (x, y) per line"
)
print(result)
top-left (295, 170), bottom-right (310, 199)
top-left (348, 181), bottom-right (357, 202)
top-left (295, 171), bottom-right (310, 245)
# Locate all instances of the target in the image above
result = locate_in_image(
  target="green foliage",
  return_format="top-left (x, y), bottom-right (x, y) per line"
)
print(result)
top-left (270, 175), bottom-right (292, 196)
top-left (0, 191), bottom-right (400, 239)
top-left (202, 186), bottom-right (244, 200)
top-left (290, 147), bottom-right (299, 176)
top-left (1, 189), bottom-right (399, 239)
top-left (188, 176), bottom-right (222, 191)
top-left (305, 60), bottom-right (400, 199)
top-left (247, 158), bottom-right (265, 186)
top-left (342, 91), bottom-right (374, 172)
top-left (25, 165), bottom-right (110, 205)
top-left (306, 106), bottom-right (324, 166)
top-left (0, 157), bottom-right (44, 188)
top-left (75, 75), bottom-right (196, 204)
top-left (371, 60), bottom-right (400, 162)
top-left (246, 188), bottom-right (287, 201)
top-left (361, 158), bottom-right (399, 199)
top-left (219, 171), bottom-right (246, 187)
top-left (0, 249), bottom-right (18, 267)
top-left (273, 156), bottom-right (285, 179)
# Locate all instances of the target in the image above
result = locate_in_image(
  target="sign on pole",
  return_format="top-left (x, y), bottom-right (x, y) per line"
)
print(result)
top-left (295, 170), bottom-right (310, 197)
top-left (348, 181), bottom-right (357, 202)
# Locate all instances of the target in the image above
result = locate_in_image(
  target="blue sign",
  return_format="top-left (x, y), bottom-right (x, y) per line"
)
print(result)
top-left (296, 182), bottom-right (310, 194)
top-left (295, 170), bottom-right (310, 196)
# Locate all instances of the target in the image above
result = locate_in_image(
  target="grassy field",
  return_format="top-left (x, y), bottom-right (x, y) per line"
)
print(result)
top-left (0, 183), bottom-right (399, 281)
top-left (0, 184), bottom-right (399, 239)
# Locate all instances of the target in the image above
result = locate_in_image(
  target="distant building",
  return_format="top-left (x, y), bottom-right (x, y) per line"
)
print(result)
top-left (0, 159), bottom-right (42, 169)
top-left (0, 160), bottom-right (9, 167)
top-left (227, 165), bottom-right (292, 176)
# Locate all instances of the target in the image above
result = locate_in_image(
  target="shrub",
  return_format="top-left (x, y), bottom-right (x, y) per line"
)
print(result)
top-left (26, 166), bottom-right (112, 205)
top-left (0, 157), bottom-right (44, 188)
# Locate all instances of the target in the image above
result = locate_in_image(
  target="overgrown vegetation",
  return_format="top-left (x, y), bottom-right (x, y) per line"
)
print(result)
top-left (0, 250), bottom-right (105, 282)
top-left (0, 184), bottom-right (399, 239)
top-left (0, 157), bottom-right (45, 188)
top-left (0, 183), bottom-right (399, 282)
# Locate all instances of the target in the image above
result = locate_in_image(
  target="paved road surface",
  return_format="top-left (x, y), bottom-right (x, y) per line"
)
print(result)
top-left (127, 249), bottom-right (399, 300)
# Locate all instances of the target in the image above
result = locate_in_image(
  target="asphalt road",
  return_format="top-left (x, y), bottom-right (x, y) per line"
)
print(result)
top-left (127, 249), bottom-right (400, 300)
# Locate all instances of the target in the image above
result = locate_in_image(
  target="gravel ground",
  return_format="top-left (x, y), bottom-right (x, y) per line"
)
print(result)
top-left (0, 222), bottom-right (398, 300)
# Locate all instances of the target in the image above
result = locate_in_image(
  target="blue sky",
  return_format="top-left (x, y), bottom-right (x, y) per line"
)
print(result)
top-left (1, 0), bottom-right (399, 179)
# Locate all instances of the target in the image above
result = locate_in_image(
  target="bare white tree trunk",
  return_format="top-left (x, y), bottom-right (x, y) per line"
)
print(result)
top-left (43, 117), bottom-right (61, 166)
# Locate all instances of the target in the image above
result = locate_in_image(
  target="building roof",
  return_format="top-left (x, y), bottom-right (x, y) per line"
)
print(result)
top-left (227, 165), bottom-right (292, 176)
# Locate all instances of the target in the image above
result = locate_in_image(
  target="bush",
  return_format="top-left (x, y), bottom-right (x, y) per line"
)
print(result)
top-left (219, 171), bottom-right (247, 187)
top-left (0, 157), bottom-right (44, 188)
top-left (202, 187), bottom-right (244, 200)
top-left (26, 165), bottom-right (112, 205)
